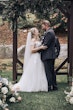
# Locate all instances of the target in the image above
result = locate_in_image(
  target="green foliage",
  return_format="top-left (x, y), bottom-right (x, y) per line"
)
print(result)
top-left (0, 0), bottom-right (71, 31)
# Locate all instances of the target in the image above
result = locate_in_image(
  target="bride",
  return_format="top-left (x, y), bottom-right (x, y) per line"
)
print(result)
top-left (12, 27), bottom-right (48, 92)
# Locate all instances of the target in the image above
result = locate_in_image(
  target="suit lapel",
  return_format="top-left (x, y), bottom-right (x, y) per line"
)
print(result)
top-left (41, 28), bottom-right (53, 44)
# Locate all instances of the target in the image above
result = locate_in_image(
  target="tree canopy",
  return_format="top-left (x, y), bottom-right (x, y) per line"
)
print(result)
top-left (0, 0), bottom-right (71, 32)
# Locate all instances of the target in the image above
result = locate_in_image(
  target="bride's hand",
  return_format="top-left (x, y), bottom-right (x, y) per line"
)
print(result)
top-left (40, 45), bottom-right (48, 50)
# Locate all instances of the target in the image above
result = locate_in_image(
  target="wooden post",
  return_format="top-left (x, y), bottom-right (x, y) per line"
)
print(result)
top-left (67, 16), bottom-right (70, 83)
top-left (13, 17), bottom-right (17, 81)
top-left (69, 1), bottom-right (73, 85)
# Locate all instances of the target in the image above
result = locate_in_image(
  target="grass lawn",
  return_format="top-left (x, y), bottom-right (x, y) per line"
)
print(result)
top-left (0, 71), bottom-right (73, 110)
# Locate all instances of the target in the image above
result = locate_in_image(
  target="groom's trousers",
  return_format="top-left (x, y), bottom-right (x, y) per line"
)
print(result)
top-left (43, 59), bottom-right (57, 89)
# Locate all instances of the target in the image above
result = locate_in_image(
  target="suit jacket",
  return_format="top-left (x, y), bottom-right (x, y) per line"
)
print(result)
top-left (41, 28), bottom-right (56, 61)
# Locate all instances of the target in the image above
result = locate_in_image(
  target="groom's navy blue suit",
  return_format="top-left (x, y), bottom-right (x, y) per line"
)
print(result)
top-left (41, 28), bottom-right (57, 90)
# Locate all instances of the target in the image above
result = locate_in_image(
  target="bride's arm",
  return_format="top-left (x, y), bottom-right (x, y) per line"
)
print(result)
top-left (31, 45), bottom-right (47, 53)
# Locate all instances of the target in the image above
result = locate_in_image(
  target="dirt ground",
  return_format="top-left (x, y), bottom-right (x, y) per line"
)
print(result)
top-left (0, 22), bottom-right (67, 48)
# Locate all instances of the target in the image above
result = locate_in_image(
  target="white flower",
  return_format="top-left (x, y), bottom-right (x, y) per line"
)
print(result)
top-left (0, 99), bottom-right (2, 105)
top-left (2, 78), bottom-right (8, 85)
top-left (64, 90), bottom-right (69, 95)
top-left (1, 87), bottom-right (8, 94)
top-left (69, 97), bottom-right (73, 104)
top-left (8, 82), bottom-right (13, 90)
top-left (4, 108), bottom-right (9, 110)
top-left (3, 95), bottom-right (6, 98)
top-left (17, 96), bottom-right (22, 101)
top-left (9, 97), bottom-right (16, 103)
top-left (0, 77), bottom-right (21, 110)
top-left (69, 91), bottom-right (73, 96)
top-left (15, 92), bottom-right (19, 96)
top-left (2, 104), bottom-right (8, 109)
top-left (65, 95), bottom-right (70, 102)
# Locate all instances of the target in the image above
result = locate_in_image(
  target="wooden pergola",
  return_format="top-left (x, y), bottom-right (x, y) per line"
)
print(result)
top-left (13, 0), bottom-right (73, 84)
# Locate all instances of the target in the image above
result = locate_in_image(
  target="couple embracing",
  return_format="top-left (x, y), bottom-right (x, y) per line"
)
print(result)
top-left (12, 20), bottom-right (58, 92)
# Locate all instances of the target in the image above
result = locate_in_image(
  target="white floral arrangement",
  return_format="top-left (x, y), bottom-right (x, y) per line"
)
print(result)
top-left (0, 76), bottom-right (22, 110)
top-left (64, 86), bottom-right (73, 104)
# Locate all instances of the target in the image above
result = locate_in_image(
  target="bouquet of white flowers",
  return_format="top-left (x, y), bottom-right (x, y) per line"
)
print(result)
top-left (64, 86), bottom-right (73, 104)
top-left (0, 76), bottom-right (22, 110)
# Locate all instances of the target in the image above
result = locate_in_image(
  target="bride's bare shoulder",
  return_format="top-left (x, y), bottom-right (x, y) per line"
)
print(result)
top-left (31, 38), bottom-right (36, 46)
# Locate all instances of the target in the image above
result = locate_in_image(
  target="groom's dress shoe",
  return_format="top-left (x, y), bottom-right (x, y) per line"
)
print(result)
top-left (48, 86), bottom-right (58, 91)
top-left (48, 86), bottom-right (53, 91)
top-left (53, 86), bottom-right (58, 91)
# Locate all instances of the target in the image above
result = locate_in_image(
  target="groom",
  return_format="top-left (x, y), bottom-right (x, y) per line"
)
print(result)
top-left (41, 20), bottom-right (58, 91)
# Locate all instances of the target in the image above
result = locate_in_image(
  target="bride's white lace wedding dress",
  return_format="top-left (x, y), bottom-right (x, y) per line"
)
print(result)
top-left (13, 40), bottom-right (48, 92)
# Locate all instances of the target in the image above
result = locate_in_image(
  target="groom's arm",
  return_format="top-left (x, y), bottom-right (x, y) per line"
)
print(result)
top-left (31, 44), bottom-right (47, 53)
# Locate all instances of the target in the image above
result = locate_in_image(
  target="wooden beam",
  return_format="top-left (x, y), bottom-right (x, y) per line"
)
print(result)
top-left (66, 1), bottom-right (73, 85)
top-left (69, 1), bottom-right (73, 78)
top-left (55, 58), bottom-right (68, 72)
top-left (17, 59), bottom-right (23, 67)
top-left (56, 72), bottom-right (68, 75)
top-left (13, 18), bottom-right (17, 81)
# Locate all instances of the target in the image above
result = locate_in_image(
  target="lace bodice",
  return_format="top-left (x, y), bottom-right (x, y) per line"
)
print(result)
top-left (31, 40), bottom-right (41, 48)
top-left (35, 41), bottom-right (41, 47)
